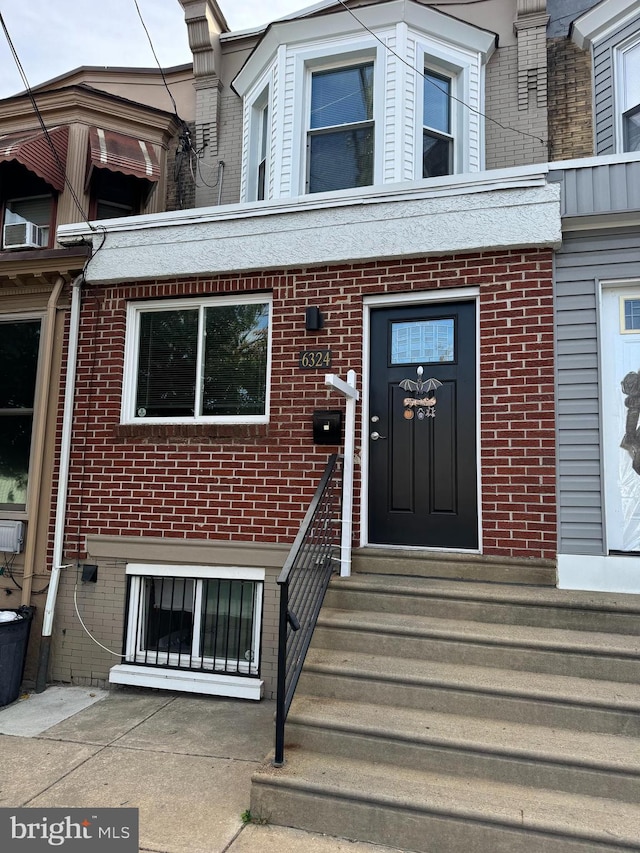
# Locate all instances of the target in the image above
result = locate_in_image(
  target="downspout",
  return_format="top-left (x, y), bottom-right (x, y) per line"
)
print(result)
top-left (21, 277), bottom-right (65, 606)
top-left (35, 273), bottom-right (83, 693)
top-left (325, 370), bottom-right (359, 577)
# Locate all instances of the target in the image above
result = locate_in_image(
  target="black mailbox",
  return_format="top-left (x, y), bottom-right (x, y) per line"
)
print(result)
top-left (312, 410), bottom-right (342, 445)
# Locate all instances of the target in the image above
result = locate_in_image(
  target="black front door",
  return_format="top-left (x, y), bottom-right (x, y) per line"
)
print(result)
top-left (368, 301), bottom-right (477, 549)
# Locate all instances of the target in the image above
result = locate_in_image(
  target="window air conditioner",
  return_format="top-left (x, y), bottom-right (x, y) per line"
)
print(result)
top-left (0, 520), bottom-right (24, 554)
top-left (3, 220), bottom-right (44, 250)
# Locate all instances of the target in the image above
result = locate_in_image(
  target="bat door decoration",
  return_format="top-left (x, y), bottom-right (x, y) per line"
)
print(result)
top-left (399, 366), bottom-right (443, 420)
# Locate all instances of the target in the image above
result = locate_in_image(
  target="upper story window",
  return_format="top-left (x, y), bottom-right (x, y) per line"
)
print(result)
top-left (233, 3), bottom-right (494, 201)
top-left (90, 170), bottom-right (145, 220)
top-left (3, 196), bottom-right (53, 250)
top-left (0, 317), bottom-right (41, 513)
top-left (123, 294), bottom-right (272, 424)
top-left (307, 62), bottom-right (374, 194)
top-left (257, 101), bottom-right (270, 201)
top-left (620, 38), bottom-right (640, 151)
top-left (423, 70), bottom-right (453, 178)
top-left (0, 160), bottom-right (56, 251)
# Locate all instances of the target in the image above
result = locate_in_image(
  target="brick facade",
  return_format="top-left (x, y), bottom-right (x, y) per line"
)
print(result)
top-left (63, 250), bottom-right (556, 559)
top-left (50, 249), bottom-right (556, 692)
top-left (547, 38), bottom-right (594, 161)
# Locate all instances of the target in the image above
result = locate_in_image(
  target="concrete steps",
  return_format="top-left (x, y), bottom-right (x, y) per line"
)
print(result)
top-left (252, 751), bottom-right (640, 853)
top-left (251, 565), bottom-right (640, 852)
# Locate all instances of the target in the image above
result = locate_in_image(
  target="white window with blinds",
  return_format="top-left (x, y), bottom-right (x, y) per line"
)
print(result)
top-left (122, 294), bottom-right (272, 424)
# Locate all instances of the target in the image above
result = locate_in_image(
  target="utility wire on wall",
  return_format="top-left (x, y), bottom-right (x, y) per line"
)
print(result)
top-left (333, 0), bottom-right (547, 149)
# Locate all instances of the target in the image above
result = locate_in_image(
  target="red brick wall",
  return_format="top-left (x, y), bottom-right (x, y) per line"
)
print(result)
top-left (62, 248), bottom-right (556, 561)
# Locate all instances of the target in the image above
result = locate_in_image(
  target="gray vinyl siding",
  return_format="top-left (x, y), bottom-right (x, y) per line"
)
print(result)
top-left (593, 14), bottom-right (640, 155)
top-left (557, 161), bottom-right (640, 216)
top-left (555, 225), bottom-right (640, 556)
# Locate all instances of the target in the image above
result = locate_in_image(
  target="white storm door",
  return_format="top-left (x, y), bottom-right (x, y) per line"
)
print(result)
top-left (602, 286), bottom-right (640, 552)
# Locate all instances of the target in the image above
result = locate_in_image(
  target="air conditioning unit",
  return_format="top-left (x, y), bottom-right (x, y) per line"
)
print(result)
top-left (0, 521), bottom-right (24, 554)
top-left (3, 220), bottom-right (44, 250)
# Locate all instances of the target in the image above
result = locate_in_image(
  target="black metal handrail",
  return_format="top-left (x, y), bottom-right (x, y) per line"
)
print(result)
top-left (273, 453), bottom-right (343, 766)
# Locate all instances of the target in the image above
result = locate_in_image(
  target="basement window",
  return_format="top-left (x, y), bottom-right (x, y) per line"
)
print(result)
top-left (110, 565), bottom-right (265, 700)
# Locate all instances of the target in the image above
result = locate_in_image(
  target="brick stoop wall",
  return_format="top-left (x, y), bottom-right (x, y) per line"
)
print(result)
top-left (51, 248), bottom-right (556, 692)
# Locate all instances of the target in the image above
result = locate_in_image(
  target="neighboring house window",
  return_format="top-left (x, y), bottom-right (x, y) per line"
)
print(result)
top-left (620, 39), bottom-right (640, 151)
top-left (0, 318), bottom-right (41, 512)
top-left (307, 62), bottom-right (374, 193)
top-left (91, 170), bottom-right (143, 220)
top-left (123, 294), bottom-right (271, 423)
top-left (121, 565), bottom-right (263, 678)
top-left (423, 70), bottom-right (453, 178)
top-left (3, 196), bottom-right (52, 249)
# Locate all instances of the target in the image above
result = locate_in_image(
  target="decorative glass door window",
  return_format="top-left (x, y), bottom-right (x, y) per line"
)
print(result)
top-left (620, 296), bottom-right (640, 332)
top-left (307, 62), bottom-right (374, 193)
top-left (391, 318), bottom-right (454, 364)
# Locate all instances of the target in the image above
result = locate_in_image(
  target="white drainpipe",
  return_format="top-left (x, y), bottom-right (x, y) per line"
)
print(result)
top-left (325, 370), bottom-right (359, 577)
top-left (35, 274), bottom-right (83, 692)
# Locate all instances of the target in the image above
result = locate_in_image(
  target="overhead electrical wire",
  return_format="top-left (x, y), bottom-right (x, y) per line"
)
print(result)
top-left (132, 0), bottom-right (210, 203)
top-left (0, 12), bottom-right (102, 232)
top-left (333, 0), bottom-right (547, 148)
top-left (0, 11), bottom-right (107, 278)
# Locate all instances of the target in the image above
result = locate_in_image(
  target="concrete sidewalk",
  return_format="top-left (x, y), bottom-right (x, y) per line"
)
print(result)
top-left (0, 685), bottom-right (405, 853)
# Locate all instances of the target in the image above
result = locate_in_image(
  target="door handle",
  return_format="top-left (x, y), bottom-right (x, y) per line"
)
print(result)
top-left (370, 431), bottom-right (386, 440)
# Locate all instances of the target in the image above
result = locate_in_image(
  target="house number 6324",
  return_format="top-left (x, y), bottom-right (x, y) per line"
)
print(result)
top-left (299, 349), bottom-right (332, 369)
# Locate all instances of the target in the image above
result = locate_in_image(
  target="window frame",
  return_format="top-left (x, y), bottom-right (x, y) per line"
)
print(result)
top-left (247, 84), bottom-right (271, 202)
top-left (122, 293), bottom-right (273, 425)
top-left (615, 33), bottom-right (640, 153)
top-left (416, 39), bottom-right (468, 179)
top-left (422, 66), bottom-right (455, 179)
top-left (305, 58), bottom-right (376, 194)
top-left (0, 312), bottom-right (44, 518)
top-left (2, 194), bottom-right (54, 249)
top-left (122, 564), bottom-right (264, 677)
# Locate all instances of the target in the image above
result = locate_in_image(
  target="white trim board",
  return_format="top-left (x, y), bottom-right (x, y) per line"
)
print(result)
top-left (558, 554), bottom-right (640, 594)
top-left (109, 664), bottom-right (264, 701)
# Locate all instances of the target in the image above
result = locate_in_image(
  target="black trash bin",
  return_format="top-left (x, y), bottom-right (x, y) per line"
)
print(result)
top-left (0, 606), bottom-right (34, 707)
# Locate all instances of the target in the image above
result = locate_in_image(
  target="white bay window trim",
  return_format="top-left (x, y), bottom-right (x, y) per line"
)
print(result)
top-left (234, 1), bottom-right (495, 201)
top-left (122, 293), bottom-right (272, 425)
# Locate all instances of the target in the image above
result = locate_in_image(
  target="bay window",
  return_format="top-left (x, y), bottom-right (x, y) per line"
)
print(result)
top-left (124, 294), bottom-right (271, 423)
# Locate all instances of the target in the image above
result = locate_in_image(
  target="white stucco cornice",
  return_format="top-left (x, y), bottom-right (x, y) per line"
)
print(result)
top-left (58, 166), bottom-right (560, 285)
top-left (571, 0), bottom-right (640, 49)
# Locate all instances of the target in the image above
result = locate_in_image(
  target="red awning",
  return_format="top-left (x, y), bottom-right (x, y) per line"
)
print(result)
top-left (86, 127), bottom-right (160, 186)
top-left (0, 126), bottom-right (68, 191)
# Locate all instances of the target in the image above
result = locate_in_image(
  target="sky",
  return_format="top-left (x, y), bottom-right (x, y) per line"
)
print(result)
top-left (0, 0), bottom-right (309, 100)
